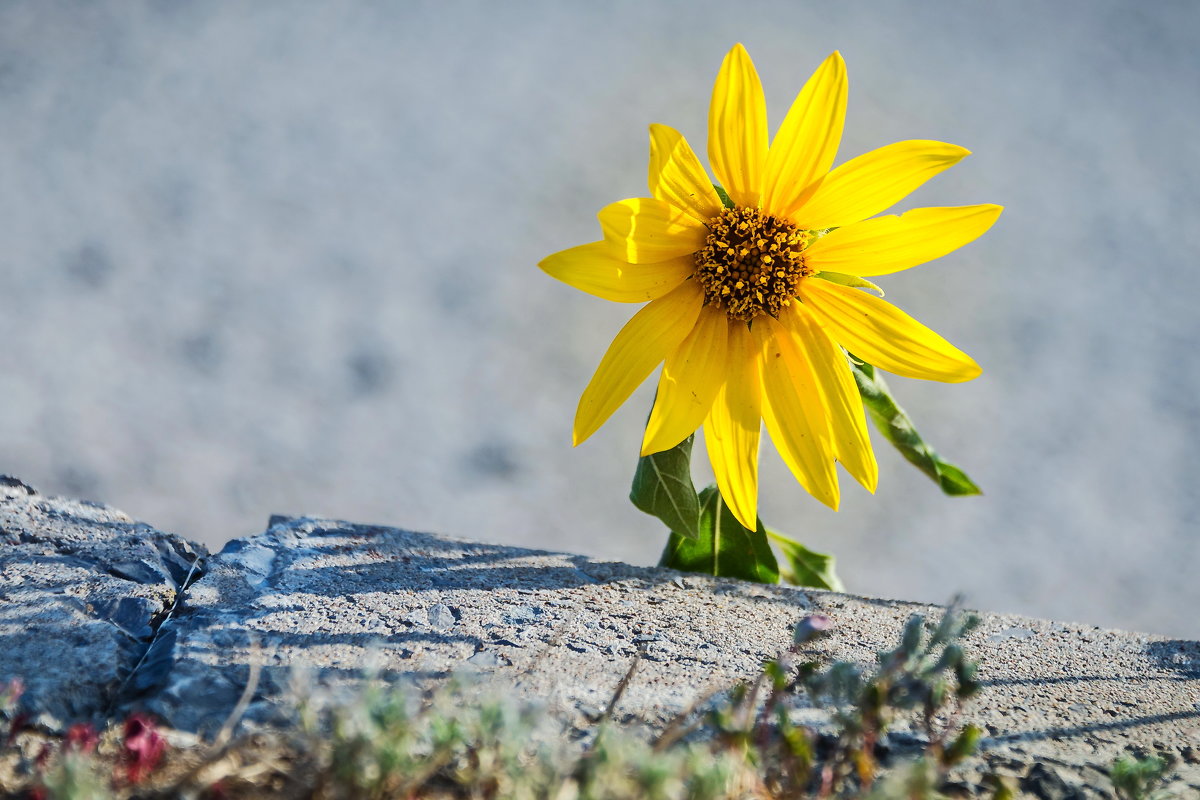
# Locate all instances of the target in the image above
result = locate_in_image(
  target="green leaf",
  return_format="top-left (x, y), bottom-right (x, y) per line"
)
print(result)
top-left (630, 434), bottom-right (701, 539)
top-left (659, 485), bottom-right (779, 583)
top-left (712, 184), bottom-right (735, 209)
top-left (849, 359), bottom-right (982, 496)
top-left (766, 530), bottom-right (845, 591)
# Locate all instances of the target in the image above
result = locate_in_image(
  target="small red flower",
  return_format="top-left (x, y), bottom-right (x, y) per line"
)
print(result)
top-left (121, 713), bottom-right (167, 784)
top-left (64, 722), bottom-right (99, 754)
top-left (34, 742), bottom-right (54, 770)
top-left (5, 711), bottom-right (30, 747)
top-left (2, 678), bottom-right (28, 746)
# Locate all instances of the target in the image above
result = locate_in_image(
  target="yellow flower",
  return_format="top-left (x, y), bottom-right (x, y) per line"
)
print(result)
top-left (540, 44), bottom-right (1001, 529)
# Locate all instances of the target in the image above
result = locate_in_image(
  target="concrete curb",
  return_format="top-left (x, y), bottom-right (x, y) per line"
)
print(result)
top-left (2, 481), bottom-right (1198, 796)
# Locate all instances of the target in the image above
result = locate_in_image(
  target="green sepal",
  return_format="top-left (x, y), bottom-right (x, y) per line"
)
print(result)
top-left (767, 529), bottom-right (845, 591)
top-left (814, 271), bottom-right (885, 296)
top-left (659, 485), bottom-right (780, 583)
top-left (630, 434), bottom-right (701, 539)
top-left (850, 359), bottom-right (982, 496)
top-left (713, 184), bottom-right (735, 209)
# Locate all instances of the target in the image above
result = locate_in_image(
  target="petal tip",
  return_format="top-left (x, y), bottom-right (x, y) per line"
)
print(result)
top-left (976, 204), bottom-right (1004, 231)
top-left (730, 504), bottom-right (757, 530)
top-left (955, 359), bottom-right (983, 383)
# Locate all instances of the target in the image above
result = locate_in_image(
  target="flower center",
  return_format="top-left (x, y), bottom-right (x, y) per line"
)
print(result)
top-left (693, 206), bottom-right (813, 322)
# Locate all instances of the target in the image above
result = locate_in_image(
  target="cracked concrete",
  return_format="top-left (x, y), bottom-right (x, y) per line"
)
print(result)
top-left (1, 480), bottom-right (1198, 797)
top-left (0, 477), bottom-right (204, 728)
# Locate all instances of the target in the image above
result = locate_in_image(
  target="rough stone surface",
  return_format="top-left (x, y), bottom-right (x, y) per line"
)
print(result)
top-left (0, 478), bottom-right (205, 729)
top-left (2, 487), bottom-right (1199, 796)
top-left (133, 514), bottom-right (1200, 795)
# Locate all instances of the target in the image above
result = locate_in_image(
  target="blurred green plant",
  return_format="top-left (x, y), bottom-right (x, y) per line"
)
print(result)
top-left (1111, 754), bottom-right (1175, 800)
top-left (2, 610), bottom-right (1180, 799)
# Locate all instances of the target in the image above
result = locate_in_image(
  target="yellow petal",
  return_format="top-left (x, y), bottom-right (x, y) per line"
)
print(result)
top-left (804, 205), bottom-right (1003, 277)
top-left (761, 51), bottom-right (847, 218)
top-left (648, 124), bottom-right (723, 223)
top-left (799, 278), bottom-right (980, 383)
top-left (790, 140), bottom-right (971, 230)
top-left (708, 43), bottom-right (768, 209)
top-left (753, 317), bottom-right (840, 510)
top-left (574, 281), bottom-right (704, 446)
top-left (779, 304), bottom-right (877, 493)
top-left (703, 322), bottom-right (761, 529)
top-left (642, 305), bottom-right (729, 455)
top-left (599, 197), bottom-right (708, 264)
top-left (813, 271), bottom-right (884, 296)
top-left (539, 242), bottom-right (694, 303)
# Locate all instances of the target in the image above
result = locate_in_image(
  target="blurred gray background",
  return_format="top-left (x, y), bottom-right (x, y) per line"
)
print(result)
top-left (1, 2), bottom-right (1197, 637)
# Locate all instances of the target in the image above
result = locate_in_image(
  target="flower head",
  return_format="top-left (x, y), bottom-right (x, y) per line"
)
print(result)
top-left (541, 44), bottom-right (1000, 529)
top-left (121, 713), bottom-right (166, 784)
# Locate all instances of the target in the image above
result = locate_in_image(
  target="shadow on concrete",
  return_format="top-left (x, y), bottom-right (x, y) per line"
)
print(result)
top-left (810, 593), bottom-right (937, 613)
top-left (239, 522), bottom-right (812, 617)
top-left (979, 673), bottom-right (1195, 688)
top-left (241, 524), bottom-right (601, 593)
top-left (1145, 640), bottom-right (1200, 679)
top-left (981, 707), bottom-right (1200, 749)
